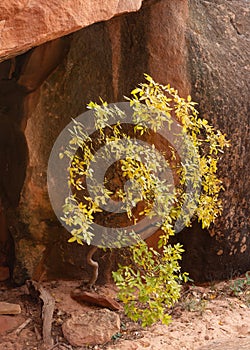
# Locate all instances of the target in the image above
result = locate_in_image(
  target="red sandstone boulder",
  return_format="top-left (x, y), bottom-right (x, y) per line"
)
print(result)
top-left (0, 0), bottom-right (143, 62)
top-left (71, 289), bottom-right (122, 311)
top-left (62, 309), bottom-right (120, 346)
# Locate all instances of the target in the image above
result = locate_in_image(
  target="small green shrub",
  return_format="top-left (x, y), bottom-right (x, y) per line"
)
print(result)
top-left (113, 241), bottom-right (188, 326)
top-left (230, 272), bottom-right (250, 296)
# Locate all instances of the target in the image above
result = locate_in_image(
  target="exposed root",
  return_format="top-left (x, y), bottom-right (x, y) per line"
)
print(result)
top-left (86, 246), bottom-right (99, 289)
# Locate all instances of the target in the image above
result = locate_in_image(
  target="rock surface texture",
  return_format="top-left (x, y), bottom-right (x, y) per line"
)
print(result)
top-left (0, 315), bottom-right (25, 336)
top-left (0, 0), bottom-right (249, 283)
top-left (62, 309), bottom-right (120, 346)
top-left (6, 0), bottom-right (191, 283)
top-left (0, 0), bottom-right (143, 62)
top-left (176, 0), bottom-right (250, 281)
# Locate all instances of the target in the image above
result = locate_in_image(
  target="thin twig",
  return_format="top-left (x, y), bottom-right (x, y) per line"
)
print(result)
top-left (15, 318), bottom-right (32, 335)
top-left (34, 325), bottom-right (42, 341)
top-left (47, 343), bottom-right (60, 350)
top-left (47, 343), bottom-right (73, 350)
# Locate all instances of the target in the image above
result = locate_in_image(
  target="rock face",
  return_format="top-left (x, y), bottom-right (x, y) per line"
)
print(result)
top-left (0, 0), bottom-right (143, 62)
top-left (0, 0), bottom-right (249, 283)
top-left (176, 0), bottom-right (250, 281)
top-left (0, 267), bottom-right (10, 281)
top-left (62, 309), bottom-right (120, 346)
top-left (6, 0), bottom-right (190, 284)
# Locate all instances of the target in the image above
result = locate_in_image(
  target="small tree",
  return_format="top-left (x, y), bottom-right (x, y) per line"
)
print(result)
top-left (60, 75), bottom-right (229, 326)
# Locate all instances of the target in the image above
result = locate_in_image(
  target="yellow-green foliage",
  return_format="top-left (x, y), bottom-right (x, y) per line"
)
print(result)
top-left (113, 241), bottom-right (188, 326)
top-left (129, 74), bottom-right (230, 230)
top-left (61, 74), bottom-right (229, 327)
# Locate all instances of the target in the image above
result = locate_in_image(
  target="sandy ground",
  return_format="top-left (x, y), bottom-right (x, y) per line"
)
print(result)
top-left (0, 277), bottom-right (249, 350)
top-left (108, 297), bottom-right (250, 350)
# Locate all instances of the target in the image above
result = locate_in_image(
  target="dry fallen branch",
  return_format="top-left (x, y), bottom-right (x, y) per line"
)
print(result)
top-left (26, 280), bottom-right (55, 347)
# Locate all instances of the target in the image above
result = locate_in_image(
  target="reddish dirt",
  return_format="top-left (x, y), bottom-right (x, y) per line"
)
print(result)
top-left (0, 276), bottom-right (249, 350)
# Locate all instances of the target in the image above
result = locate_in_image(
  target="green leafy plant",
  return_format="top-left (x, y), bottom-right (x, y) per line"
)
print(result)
top-left (229, 272), bottom-right (250, 296)
top-left (60, 74), bottom-right (229, 326)
top-left (113, 241), bottom-right (188, 326)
